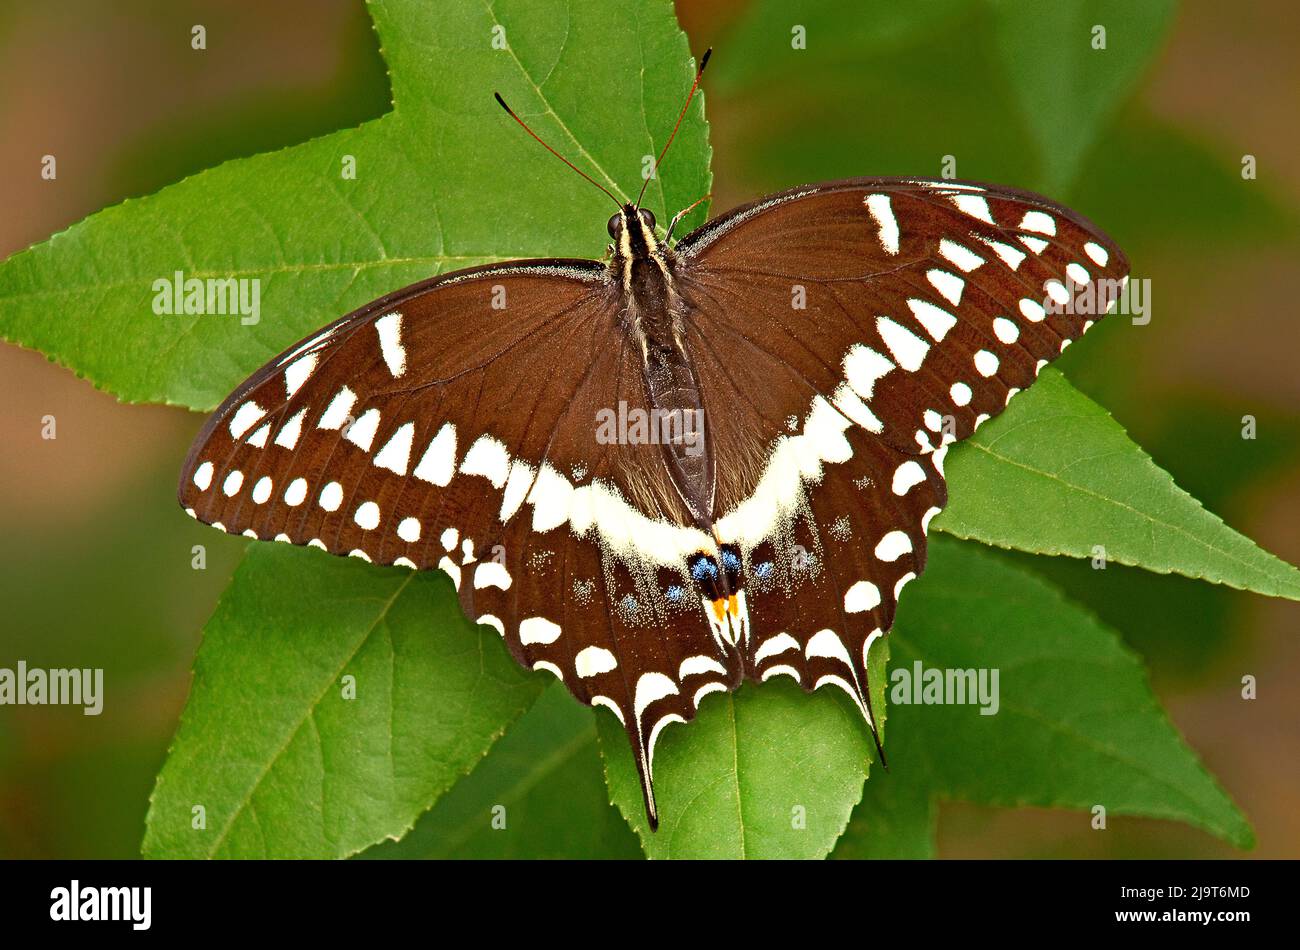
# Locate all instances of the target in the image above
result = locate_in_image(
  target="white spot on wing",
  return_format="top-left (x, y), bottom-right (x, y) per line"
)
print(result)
top-left (864, 194), bottom-right (900, 254)
top-left (875, 530), bottom-right (912, 561)
top-left (832, 383), bottom-right (883, 434)
top-left (1019, 298), bottom-right (1046, 322)
top-left (844, 581), bottom-right (881, 614)
top-left (761, 665), bottom-right (801, 683)
top-left (373, 422), bottom-right (415, 475)
top-left (806, 629), bottom-right (852, 666)
top-left (975, 234), bottom-right (1026, 270)
top-left (375, 312), bottom-right (407, 377)
top-left (634, 672), bottom-right (679, 721)
top-left (892, 460), bottom-right (926, 495)
top-left (284, 353), bottom-right (317, 396)
top-left (460, 435), bottom-right (510, 489)
top-left (354, 501), bottom-right (381, 530)
top-left (499, 460), bottom-right (535, 522)
top-left (755, 633), bottom-right (799, 664)
top-left (576, 646), bottom-right (618, 678)
top-left (1084, 241), bottom-right (1109, 267)
top-left (318, 481), bottom-right (343, 512)
top-left (519, 616), bottom-right (561, 645)
top-left (438, 556), bottom-right (462, 589)
top-left (843, 344), bottom-right (895, 399)
top-left (229, 402), bottom-right (265, 440)
top-left (527, 463), bottom-right (573, 532)
top-left (992, 316), bottom-right (1020, 344)
top-left (908, 297), bottom-right (958, 341)
top-left (473, 561), bottom-right (512, 590)
top-left (193, 461), bottom-right (214, 491)
top-left (951, 193), bottom-right (993, 224)
top-left (922, 506), bottom-right (943, 534)
top-left (318, 387), bottom-right (356, 430)
top-left (275, 408), bottom-right (306, 449)
top-left (925, 270), bottom-right (964, 307)
top-left (1019, 210), bottom-right (1056, 235)
top-left (284, 477), bottom-right (308, 506)
top-left (679, 655), bottom-right (727, 679)
top-left (939, 238), bottom-right (984, 272)
top-left (877, 316), bottom-right (929, 372)
top-left (414, 423), bottom-right (457, 486)
top-left (345, 409), bottom-right (381, 452)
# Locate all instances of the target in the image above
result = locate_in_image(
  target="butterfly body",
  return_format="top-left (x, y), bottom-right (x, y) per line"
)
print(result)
top-left (609, 204), bottom-right (717, 529)
top-left (181, 175), bottom-right (1128, 829)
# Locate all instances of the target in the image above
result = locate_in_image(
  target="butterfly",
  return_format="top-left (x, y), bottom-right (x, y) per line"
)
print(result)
top-left (179, 50), bottom-right (1128, 829)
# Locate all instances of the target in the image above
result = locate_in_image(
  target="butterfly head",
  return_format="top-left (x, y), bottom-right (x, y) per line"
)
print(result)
top-left (608, 204), bottom-right (660, 262)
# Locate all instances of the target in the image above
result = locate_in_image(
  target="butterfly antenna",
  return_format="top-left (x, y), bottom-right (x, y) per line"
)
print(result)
top-left (494, 92), bottom-right (623, 209)
top-left (636, 47), bottom-right (712, 208)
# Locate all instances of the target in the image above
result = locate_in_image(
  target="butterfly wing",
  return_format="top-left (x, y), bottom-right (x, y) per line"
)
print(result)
top-left (179, 259), bottom-right (734, 827)
top-left (673, 177), bottom-right (1128, 729)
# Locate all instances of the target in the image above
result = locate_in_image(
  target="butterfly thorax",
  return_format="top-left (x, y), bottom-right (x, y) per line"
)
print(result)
top-left (610, 204), bottom-right (715, 528)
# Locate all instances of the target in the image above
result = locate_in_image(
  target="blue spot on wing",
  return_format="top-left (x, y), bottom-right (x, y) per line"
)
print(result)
top-left (689, 557), bottom-right (719, 582)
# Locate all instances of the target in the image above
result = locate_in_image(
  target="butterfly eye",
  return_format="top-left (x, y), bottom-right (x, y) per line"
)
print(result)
top-left (638, 208), bottom-right (657, 231)
top-left (607, 213), bottom-right (624, 239)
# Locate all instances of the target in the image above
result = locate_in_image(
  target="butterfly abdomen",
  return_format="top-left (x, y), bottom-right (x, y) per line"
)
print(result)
top-left (618, 233), bottom-right (717, 528)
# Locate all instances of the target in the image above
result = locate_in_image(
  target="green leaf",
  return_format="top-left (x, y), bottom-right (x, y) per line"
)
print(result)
top-left (598, 642), bottom-right (887, 859)
top-left (0, 0), bottom-right (711, 409)
top-left (142, 544), bottom-right (541, 858)
top-left (991, 0), bottom-right (1178, 193)
top-left (712, 0), bottom-right (975, 93)
top-left (833, 537), bottom-right (1253, 859)
top-left (359, 682), bottom-right (640, 859)
top-left (935, 368), bottom-right (1300, 600)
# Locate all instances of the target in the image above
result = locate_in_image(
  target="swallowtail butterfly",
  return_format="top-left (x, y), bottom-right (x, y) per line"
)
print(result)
top-left (179, 50), bottom-right (1128, 828)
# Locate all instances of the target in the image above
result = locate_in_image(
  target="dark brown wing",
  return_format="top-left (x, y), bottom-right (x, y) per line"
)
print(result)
top-left (673, 177), bottom-right (1128, 736)
top-left (178, 259), bottom-right (733, 827)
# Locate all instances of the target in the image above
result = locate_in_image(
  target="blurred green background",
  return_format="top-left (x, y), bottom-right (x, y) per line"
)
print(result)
top-left (1, 0), bottom-right (1297, 858)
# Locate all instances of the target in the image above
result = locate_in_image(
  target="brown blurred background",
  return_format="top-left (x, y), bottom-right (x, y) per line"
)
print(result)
top-left (1, 0), bottom-right (1296, 858)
